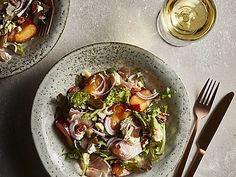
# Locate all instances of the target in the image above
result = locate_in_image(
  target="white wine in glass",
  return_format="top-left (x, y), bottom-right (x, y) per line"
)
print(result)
top-left (157, 0), bottom-right (216, 46)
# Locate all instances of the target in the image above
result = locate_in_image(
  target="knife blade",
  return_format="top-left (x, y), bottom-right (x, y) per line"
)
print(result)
top-left (197, 91), bottom-right (234, 151)
top-left (185, 91), bottom-right (234, 177)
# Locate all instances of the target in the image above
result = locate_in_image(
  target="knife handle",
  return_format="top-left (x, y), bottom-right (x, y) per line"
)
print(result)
top-left (173, 120), bottom-right (199, 177)
top-left (184, 148), bottom-right (205, 177)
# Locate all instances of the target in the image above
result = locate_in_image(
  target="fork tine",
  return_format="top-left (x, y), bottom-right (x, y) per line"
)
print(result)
top-left (207, 82), bottom-right (220, 108)
top-left (45, 11), bottom-right (52, 35)
top-left (201, 79), bottom-right (213, 103)
top-left (38, 22), bottom-right (45, 36)
top-left (196, 78), bottom-right (210, 103)
top-left (44, 18), bottom-right (51, 35)
top-left (39, 9), bottom-right (52, 36)
top-left (41, 23), bottom-right (47, 36)
top-left (205, 80), bottom-right (216, 104)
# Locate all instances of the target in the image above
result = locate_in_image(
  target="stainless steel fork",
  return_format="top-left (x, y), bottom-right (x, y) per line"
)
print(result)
top-left (39, 0), bottom-right (54, 36)
top-left (174, 79), bottom-right (220, 177)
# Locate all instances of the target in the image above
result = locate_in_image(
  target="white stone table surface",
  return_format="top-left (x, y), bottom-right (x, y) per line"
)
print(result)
top-left (0, 0), bottom-right (235, 176)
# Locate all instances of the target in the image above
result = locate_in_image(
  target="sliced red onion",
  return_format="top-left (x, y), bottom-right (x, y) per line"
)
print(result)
top-left (107, 137), bottom-right (122, 149)
top-left (68, 108), bottom-right (85, 122)
top-left (69, 121), bottom-right (86, 140)
top-left (136, 90), bottom-right (159, 100)
top-left (95, 73), bottom-right (105, 90)
top-left (99, 77), bottom-right (115, 96)
top-left (120, 79), bottom-right (141, 91)
top-left (127, 74), bottom-right (137, 83)
top-left (92, 128), bottom-right (106, 137)
top-left (15, 0), bottom-right (26, 12)
top-left (91, 73), bottom-right (106, 95)
top-left (17, 0), bottom-right (33, 17)
top-left (92, 75), bottom-right (116, 96)
top-left (68, 108), bottom-right (93, 127)
top-left (104, 116), bottom-right (116, 135)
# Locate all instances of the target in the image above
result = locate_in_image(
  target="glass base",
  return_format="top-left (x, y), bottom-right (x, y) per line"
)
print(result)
top-left (156, 10), bottom-right (192, 47)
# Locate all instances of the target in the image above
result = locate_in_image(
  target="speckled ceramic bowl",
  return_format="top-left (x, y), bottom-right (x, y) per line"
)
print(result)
top-left (31, 42), bottom-right (192, 177)
top-left (0, 0), bottom-right (70, 78)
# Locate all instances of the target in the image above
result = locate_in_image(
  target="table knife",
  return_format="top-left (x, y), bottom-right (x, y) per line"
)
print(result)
top-left (184, 91), bottom-right (234, 177)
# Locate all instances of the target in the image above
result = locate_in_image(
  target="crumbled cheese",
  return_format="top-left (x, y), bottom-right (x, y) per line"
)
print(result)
top-left (16, 26), bottom-right (22, 32)
top-left (87, 144), bottom-right (96, 154)
top-left (97, 112), bottom-right (106, 119)
top-left (95, 122), bottom-right (104, 132)
top-left (82, 70), bottom-right (92, 78)
top-left (6, 3), bottom-right (16, 17)
top-left (37, 4), bottom-right (44, 13)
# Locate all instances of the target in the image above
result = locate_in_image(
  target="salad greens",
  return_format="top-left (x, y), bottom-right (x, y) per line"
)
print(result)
top-left (54, 67), bottom-right (175, 177)
top-left (105, 87), bottom-right (131, 106)
top-left (70, 91), bottom-right (91, 108)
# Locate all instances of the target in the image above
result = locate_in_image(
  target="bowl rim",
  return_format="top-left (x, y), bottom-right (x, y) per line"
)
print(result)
top-left (0, 0), bottom-right (70, 79)
top-left (31, 42), bottom-right (192, 177)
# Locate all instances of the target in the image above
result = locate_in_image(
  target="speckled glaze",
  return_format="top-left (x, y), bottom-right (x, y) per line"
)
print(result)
top-left (0, 0), bottom-right (70, 78)
top-left (31, 42), bottom-right (192, 177)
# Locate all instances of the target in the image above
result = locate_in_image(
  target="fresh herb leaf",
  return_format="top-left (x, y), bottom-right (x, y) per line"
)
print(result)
top-left (160, 87), bottom-right (176, 99)
top-left (160, 105), bottom-right (168, 113)
top-left (137, 76), bottom-right (145, 87)
top-left (75, 74), bottom-right (86, 88)
top-left (95, 150), bottom-right (112, 158)
top-left (65, 148), bottom-right (81, 160)
top-left (105, 67), bottom-right (116, 75)
top-left (81, 108), bottom-right (104, 120)
top-left (124, 155), bottom-right (152, 172)
top-left (105, 87), bottom-right (131, 106)
top-left (132, 111), bottom-right (147, 127)
top-left (70, 91), bottom-right (90, 108)
top-left (81, 153), bottom-right (90, 175)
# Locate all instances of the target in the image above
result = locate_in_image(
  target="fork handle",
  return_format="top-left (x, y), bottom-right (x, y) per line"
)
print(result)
top-left (173, 120), bottom-right (199, 177)
top-left (184, 148), bottom-right (205, 177)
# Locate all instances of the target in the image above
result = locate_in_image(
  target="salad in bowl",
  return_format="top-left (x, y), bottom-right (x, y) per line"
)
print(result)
top-left (31, 42), bottom-right (191, 177)
top-left (54, 67), bottom-right (175, 177)
top-left (0, 0), bottom-right (50, 62)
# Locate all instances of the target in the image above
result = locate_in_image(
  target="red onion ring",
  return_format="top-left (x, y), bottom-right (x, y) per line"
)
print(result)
top-left (91, 73), bottom-right (106, 95)
top-left (92, 75), bottom-right (116, 96)
top-left (104, 116), bottom-right (116, 135)
top-left (107, 137), bottom-right (122, 149)
top-left (120, 79), bottom-right (141, 90)
top-left (92, 128), bottom-right (106, 137)
top-left (15, 0), bottom-right (25, 12)
top-left (99, 76), bottom-right (116, 96)
top-left (69, 121), bottom-right (86, 140)
top-left (136, 90), bottom-right (159, 100)
top-left (17, 0), bottom-right (33, 17)
top-left (127, 74), bottom-right (137, 83)
top-left (68, 108), bottom-right (85, 122)
top-left (95, 73), bottom-right (105, 91)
